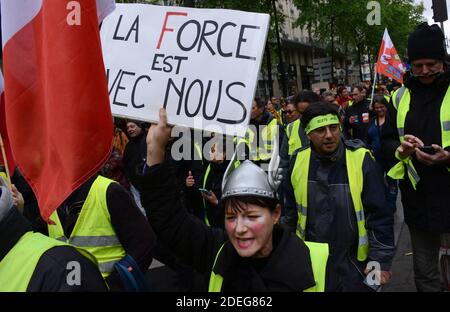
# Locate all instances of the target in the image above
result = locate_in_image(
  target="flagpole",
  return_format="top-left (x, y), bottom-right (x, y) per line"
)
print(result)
top-left (369, 68), bottom-right (377, 111)
top-left (0, 133), bottom-right (12, 185)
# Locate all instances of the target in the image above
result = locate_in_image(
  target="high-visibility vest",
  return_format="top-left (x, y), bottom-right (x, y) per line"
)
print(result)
top-left (285, 119), bottom-right (309, 156)
top-left (0, 172), bottom-right (8, 184)
top-left (202, 164), bottom-right (212, 226)
top-left (48, 176), bottom-right (126, 278)
top-left (208, 241), bottom-right (329, 292)
top-left (0, 232), bottom-right (68, 291)
top-left (388, 86), bottom-right (450, 188)
top-left (258, 118), bottom-right (278, 161)
top-left (193, 141), bottom-right (203, 164)
top-left (291, 147), bottom-right (369, 262)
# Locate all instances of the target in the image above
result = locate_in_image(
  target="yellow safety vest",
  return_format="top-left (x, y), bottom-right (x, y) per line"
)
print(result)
top-left (0, 232), bottom-right (67, 291)
top-left (208, 241), bottom-right (329, 292)
top-left (291, 147), bottom-right (369, 262)
top-left (285, 119), bottom-right (309, 155)
top-left (259, 119), bottom-right (279, 161)
top-left (202, 163), bottom-right (212, 226)
top-left (0, 172), bottom-right (8, 186)
top-left (388, 86), bottom-right (450, 188)
top-left (48, 176), bottom-right (126, 278)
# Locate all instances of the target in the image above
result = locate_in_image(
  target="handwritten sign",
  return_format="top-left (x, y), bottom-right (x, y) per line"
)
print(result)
top-left (100, 4), bottom-right (269, 137)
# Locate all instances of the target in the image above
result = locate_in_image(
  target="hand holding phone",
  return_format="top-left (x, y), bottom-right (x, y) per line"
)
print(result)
top-left (419, 146), bottom-right (436, 155)
top-left (199, 188), bottom-right (212, 195)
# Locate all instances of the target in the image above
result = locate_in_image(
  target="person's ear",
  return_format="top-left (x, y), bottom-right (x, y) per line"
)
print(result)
top-left (273, 204), bottom-right (282, 224)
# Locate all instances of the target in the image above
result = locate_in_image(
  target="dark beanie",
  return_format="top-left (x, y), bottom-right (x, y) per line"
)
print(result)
top-left (408, 22), bottom-right (446, 62)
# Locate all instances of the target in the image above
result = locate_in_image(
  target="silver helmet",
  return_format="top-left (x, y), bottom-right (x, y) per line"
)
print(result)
top-left (222, 160), bottom-right (276, 200)
top-left (221, 126), bottom-right (284, 200)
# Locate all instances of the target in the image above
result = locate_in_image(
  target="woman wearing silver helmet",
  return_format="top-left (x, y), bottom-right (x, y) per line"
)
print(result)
top-left (141, 108), bottom-right (328, 292)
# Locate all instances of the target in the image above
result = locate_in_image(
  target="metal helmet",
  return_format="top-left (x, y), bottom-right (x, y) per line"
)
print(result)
top-left (221, 126), bottom-right (284, 201)
top-left (222, 160), bottom-right (276, 200)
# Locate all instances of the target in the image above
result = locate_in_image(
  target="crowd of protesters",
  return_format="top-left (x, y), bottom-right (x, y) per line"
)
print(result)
top-left (1, 23), bottom-right (449, 292)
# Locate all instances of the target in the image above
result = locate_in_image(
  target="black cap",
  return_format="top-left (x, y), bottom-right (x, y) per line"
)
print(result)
top-left (408, 22), bottom-right (446, 62)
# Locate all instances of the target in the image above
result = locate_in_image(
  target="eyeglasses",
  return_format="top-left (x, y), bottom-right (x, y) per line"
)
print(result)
top-left (285, 110), bottom-right (296, 114)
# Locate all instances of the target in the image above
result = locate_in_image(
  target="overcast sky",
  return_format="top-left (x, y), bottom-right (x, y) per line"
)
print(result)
top-left (415, 0), bottom-right (450, 50)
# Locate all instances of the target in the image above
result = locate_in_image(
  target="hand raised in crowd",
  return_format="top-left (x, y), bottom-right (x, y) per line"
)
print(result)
top-left (185, 171), bottom-right (195, 187)
top-left (201, 190), bottom-right (218, 206)
top-left (396, 134), bottom-right (424, 159)
top-left (146, 108), bottom-right (172, 166)
top-left (415, 144), bottom-right (450, 166)
top-left (11, 184), bottom-right (24, 214)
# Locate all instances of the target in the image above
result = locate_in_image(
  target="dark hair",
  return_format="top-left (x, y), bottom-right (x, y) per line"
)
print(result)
top-left (253, 97), bottom-right (265, 109)
top-left (373, 95), bottom-right (389, 107)
top-left (337, 86), bottom-right (347, 96)
top-left (301, 101), bottom-right (340, 129)
top-left (321, 91), bottom-right (335, 99)
top-left (352, 84), bottom-right (365, 93)
top-left (222, 195), bottom-right (279, 215)
top-left (292, 90), bottom-right (320, 106)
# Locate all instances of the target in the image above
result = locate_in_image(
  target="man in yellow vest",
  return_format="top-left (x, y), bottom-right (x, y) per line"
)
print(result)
top-left (281, 90), bottom-right (320, 160)
top-left (279, 91), bottom-right (319, 227)
top-left (0, 178), bottom-right (107, 291)
top-left (284, 102), bottom-right (395, 291)
top-left (381, 23), bottom-right (450, 292)
top-left (46, 173), bottom-right (156, 291)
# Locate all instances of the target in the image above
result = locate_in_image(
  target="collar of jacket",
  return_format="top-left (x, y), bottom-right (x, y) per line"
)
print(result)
top-left (251, 110), bottom-right (274, 127)
top-left (213, 227), bottom-right (314, 291)
top-left (0, 207), bottom-right (32, 262)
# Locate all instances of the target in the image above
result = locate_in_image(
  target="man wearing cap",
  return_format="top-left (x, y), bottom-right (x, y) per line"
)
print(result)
top-left (285, 102), bottom-right (395, 291)
top-left (0, 178), bottom-right (107, 291)
top-left (381, 22), bottom-right (450, 292)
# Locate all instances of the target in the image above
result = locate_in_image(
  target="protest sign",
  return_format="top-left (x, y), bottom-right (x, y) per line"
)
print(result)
top-left (100, 4), bottom-right (269, 137)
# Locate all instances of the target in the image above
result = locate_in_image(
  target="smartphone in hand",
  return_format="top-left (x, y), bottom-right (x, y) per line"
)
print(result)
top-left (419, 146), bottom-right (436, 155)
top-left (199, 188), bottom-right (212, 195)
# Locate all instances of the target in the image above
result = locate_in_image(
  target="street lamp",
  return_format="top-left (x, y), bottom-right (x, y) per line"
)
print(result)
top-left (271, 0), bottom-right (289, 97)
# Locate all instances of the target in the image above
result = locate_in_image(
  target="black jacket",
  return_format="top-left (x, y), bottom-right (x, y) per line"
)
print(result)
top-left (122, 132), bottom-right (147, 189)
top-left (381, 71), bottom-right (450, 233)
top-left (0, 207), bottom-right (107, 291)
top-left (141, 162), bottom-right (316, 292)
top-left (284, 140), bottom-right (395, 291)
top-left (202, 161), bottom-right (228, 228)
top-left (33, 175), bottom-right (156, 291)
top-left (344, 99), bottom-right (374, 145)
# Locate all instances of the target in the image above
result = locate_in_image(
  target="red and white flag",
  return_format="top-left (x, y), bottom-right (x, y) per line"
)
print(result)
top-left (376, 29), bottom-right (405, 84)
top-left (0, 70), bottom-right (16, 177)
top-left (1, 0), bottom-right (115, 221)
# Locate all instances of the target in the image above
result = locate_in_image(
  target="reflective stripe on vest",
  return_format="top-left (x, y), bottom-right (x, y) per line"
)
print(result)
top-left (208, 241), bottom-right (328, 292)
top-left (194, 142), bottom-right (203, 163)
top-left (287, 120), bottom-right (301, 155)
top-left (291, 147), bottom-right (369, 261)
top-left (388, 85), bottom-right (450, 185)
top-left (202, 164), bottom-right (212, 226)
top-left (259, 119), bottom-right (278, 161)
top-left (48, 176), bottom-right (126, 277)
top-left (0, 232), bottom-right (67, 291)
